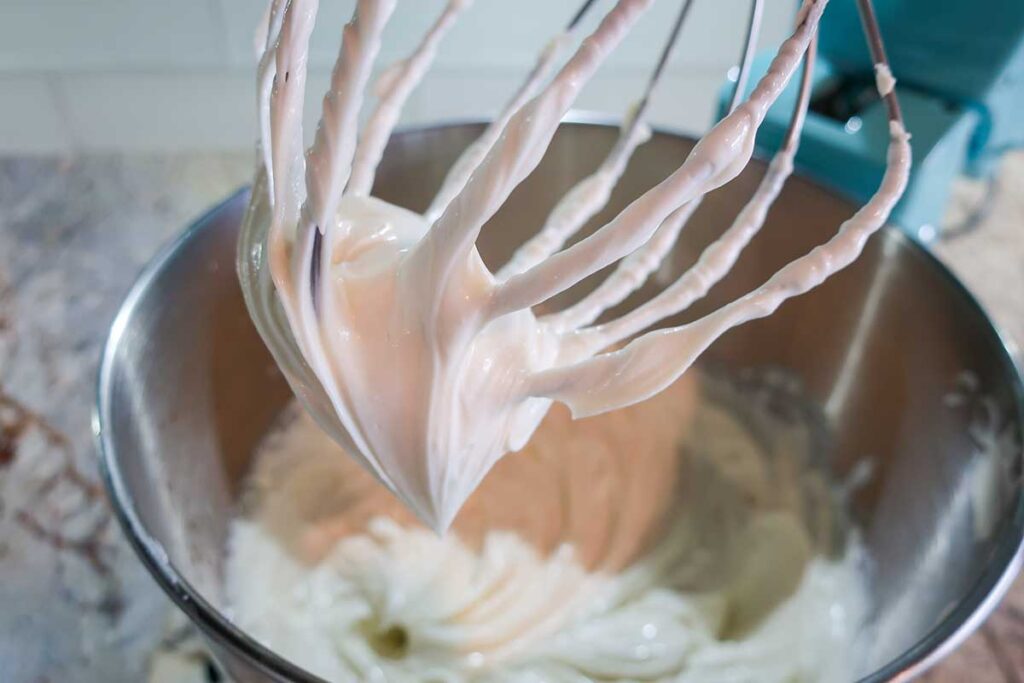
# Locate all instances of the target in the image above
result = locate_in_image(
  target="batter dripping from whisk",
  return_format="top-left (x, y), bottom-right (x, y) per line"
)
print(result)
top-left (254, 0), bottom-right (910, 530)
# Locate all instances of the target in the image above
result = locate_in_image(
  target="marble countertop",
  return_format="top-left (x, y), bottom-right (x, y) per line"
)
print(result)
top-left (0, 151), bottom-right (1021, 682)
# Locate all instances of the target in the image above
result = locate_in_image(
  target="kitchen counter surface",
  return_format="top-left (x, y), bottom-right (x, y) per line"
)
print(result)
top-left (0, 151), bottom-right (1022, 682)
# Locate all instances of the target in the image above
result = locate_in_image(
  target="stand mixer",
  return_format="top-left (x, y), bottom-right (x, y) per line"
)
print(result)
top-left (720, 0), bottom-right (1024, 242)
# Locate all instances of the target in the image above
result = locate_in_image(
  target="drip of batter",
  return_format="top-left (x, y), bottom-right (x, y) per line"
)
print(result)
top-left (255, 0), bottom-right (910, 530)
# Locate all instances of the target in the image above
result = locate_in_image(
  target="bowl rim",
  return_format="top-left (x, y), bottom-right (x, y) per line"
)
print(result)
top-left (95, 113), bottom-right (1024, 683)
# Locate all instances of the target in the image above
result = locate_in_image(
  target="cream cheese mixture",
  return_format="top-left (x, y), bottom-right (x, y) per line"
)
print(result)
top-left (253, 0), bottom-right (912, 530)
top-left (227, 372), bottom-right (867, 682)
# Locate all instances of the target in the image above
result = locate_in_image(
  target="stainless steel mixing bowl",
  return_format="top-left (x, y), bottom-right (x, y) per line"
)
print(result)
top-left (96, 119), bottom-right (1024, 682)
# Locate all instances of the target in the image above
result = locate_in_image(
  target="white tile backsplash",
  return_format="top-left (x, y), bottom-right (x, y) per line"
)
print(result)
top-left (397, 64), bottom-right (723, 136)
top-left (0, 75), bottom-right (71, 153)
top-left (0, 0), bottom-right (798, 153)
top-left (399, 67), bottom-right (534, 124)
top-left (57, 72), bottom-right (256, 152)
top-left (572, 67), bottom-right (725, 133)
top-left (431, 2), bottom-right (585, 69)
top-left (0, 1), bottom-right (224, 72)
top-left (217, 0), bottom-right (273, 67)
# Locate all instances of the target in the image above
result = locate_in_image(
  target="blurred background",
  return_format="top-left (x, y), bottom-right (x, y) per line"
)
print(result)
top-left (0, 0), bottom-right (797, 154)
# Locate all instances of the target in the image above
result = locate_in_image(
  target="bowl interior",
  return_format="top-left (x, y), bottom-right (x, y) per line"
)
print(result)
top-left (99, 121), bottom-right (1024, 682)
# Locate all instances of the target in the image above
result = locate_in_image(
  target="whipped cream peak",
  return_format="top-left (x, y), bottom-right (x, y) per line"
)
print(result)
top-left (318, 196), bottom-right (561, 529)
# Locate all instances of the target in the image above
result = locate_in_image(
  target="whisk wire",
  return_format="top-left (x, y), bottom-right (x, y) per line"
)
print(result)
top-left (635, 0), bottom-right (697, 121)
top-left (568, 0), bottom-right (602, 31)
top-left (573, 33), bottom-right (819, 351)
top-left (256, 0), bottom-right (912, 523)
top-left (410, 0), bottom-right (657, 292)
top-left (491, 0), bottom-right (826, 321)
top-left (728, 0), bottom-right (765, 114)
top-left (495, 0), bottom-right (700, 282)
top-left (856, 0), bottom-right (903, 123)
top-left (529, 0), bottom-right (912, 420)
top-left (423, 0), bottom-right (604, 223)
top-left (542, 0), bottom-right (768, 331)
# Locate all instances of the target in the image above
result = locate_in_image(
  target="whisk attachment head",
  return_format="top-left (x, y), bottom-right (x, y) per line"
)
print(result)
top-left (252, 0), bottom-right (910, 529)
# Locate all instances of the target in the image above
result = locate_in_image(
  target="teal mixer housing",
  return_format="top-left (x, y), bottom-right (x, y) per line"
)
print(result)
top-left (718, 0), bottom-right (1024, 242)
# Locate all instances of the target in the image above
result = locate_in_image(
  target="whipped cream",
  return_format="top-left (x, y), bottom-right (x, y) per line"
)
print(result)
top-left (874, 63), bottom-right (896, 97)
top-left (227, 371), bottom-right (867, 682)
top-left (254, 0), bottom-right (910, 529)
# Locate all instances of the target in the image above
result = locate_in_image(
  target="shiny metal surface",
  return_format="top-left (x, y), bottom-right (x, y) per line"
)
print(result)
top-left (97, 120), bottom-right (1024, 682)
